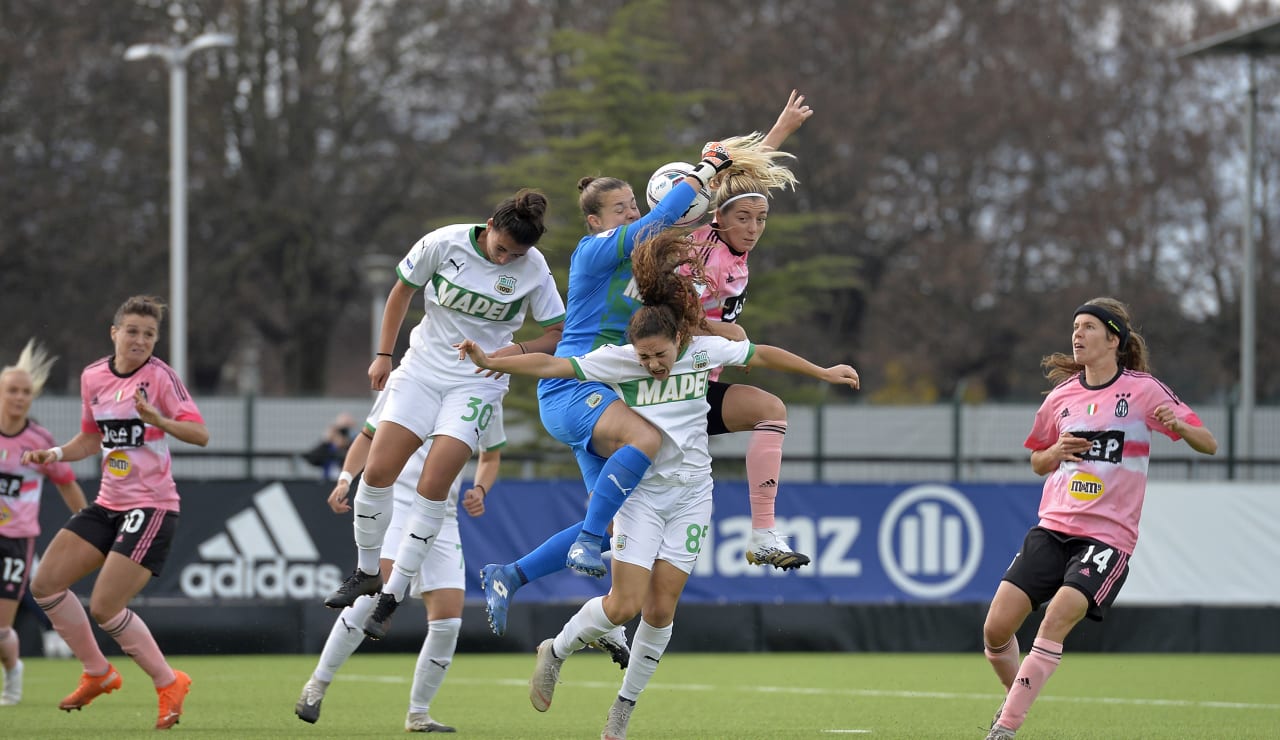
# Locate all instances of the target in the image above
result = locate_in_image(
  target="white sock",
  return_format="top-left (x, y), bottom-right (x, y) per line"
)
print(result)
top-left (353, 481), bottom-right (394, 575)
top-left (620, 619), bottom-right (672, 701)
top-left (408, 618), bottom-right (461, 713)
top-left (384, 497), bottom-right (446, 600)
top-left (553, 596), bottom-right (617, 659)
top-left (313, 595), bottom-right (378, 683)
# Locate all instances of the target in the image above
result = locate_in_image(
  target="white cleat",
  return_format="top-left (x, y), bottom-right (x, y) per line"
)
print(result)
top-left (529, 638), bottom-right (564, 712)
top-left (745, 528), bottom-right (811, 570)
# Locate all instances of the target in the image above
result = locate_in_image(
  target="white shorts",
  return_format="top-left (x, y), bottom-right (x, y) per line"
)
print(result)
top-left (381, 497), bottom-right (465, 594)
top-left (610, 476), bottom-right (714, 575)
top-left (381, 369), bottom-right (504, 454)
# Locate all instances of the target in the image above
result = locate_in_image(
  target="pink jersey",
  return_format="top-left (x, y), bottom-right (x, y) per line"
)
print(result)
top-left (1024, 369), bottom-right (1204, 554)
top-left (688, 224), bottom-right (749, 381)
top-left (79, 356), bottom-right (204, 512)
top-left (0, 420), bottom-right (75, 538)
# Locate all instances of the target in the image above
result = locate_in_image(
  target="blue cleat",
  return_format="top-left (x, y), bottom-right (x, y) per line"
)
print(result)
top-left (566, 532), bottom-right (607, 578)
top-left (480, 563), bottom-right (519, 636)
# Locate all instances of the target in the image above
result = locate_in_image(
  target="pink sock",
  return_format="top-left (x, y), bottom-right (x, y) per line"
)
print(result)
top-left (100, 609), bottom-right (175, 687)
top-left (984, 635), bottom-right (1020, 690)
top-left (36, 590), bottom-right (110, 675)
top-left (999, 637), bottom-right (1062, 730)
top-left (0, 627), bottom-right (17, 669)
top-left (746, 420), bottom-right (787, 529)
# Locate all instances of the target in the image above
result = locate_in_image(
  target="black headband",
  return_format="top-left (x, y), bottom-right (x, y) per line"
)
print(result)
top-left (1074, 304), bottom-right (1129, 350)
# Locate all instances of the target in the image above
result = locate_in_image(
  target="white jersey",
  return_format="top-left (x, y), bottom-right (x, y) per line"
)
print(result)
top-left (363, 390), bottom-right (507, 520)
top-left (569, 335), bottom-right (754, 481)
top-left (396, 223), bottom-right (565, 388)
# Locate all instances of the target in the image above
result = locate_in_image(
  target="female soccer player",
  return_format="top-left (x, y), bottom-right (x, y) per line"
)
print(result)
top-left (323, 189), bottom-right (564, 641)
top-left (983, 297), bottom-right (1217, 740)
top-left (296, 390), bottom-right (503, 732)
top-left (0, 340), bottom-right (88, 706)
top-left (480, 92), bottom-right (810, 640)
top-left (457, 227), bottom-right (859, 739)
top-left (23, 295), bottom-right (209, 729)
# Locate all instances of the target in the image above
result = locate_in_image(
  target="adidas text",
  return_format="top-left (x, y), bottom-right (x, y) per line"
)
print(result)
top-left (181, 556), bottom-right (342, 599)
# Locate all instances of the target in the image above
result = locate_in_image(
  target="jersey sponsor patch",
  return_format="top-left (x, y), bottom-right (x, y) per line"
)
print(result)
top-left (1069, 430), bottom-right (1124, 464)
top-left (99, 419), bottom-right (147, 449)
top-left (1068, 472), bottom-right (1104, 501)
top-left (0, 473), bottom-right (21, 497)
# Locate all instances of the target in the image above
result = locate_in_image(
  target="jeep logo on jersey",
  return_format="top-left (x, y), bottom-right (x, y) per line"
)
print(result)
top-left (0, 473), bottom-right (21, 497)
top-left (432, 275), bottom-right (521, 321)
top-left (623, 370), bottom-right (710, 406)
top-left (1070, 430), bottom-right (1124, 464)
top-left (98, 419), bottom-right (146, 448)
top-left (179, 483), bottom-right (342, 599)
top-left (878, 484), bottom-right (983, 599)
top-left (495, 275), bottom-right (516, 295)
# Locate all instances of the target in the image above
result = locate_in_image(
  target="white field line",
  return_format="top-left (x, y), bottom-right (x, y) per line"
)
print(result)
top-left (340, 674), bottom-right (1280, 712)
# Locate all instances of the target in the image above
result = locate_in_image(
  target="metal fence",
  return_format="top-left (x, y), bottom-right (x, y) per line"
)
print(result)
top-left (28, 395), bottom-right (1280, 483)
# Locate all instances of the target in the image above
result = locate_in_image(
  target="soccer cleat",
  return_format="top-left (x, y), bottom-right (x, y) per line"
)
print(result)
top-left (294, 676), bottom-right (328, 724)
top-left (480, 563), bottom-right (519, 637)
top-left (324, 568), bottom-right (382, 609)
top-left (990, 699), bottom-right (1005, 729)
top-left (405, 711), bottom-right (457, 732)
top-left (985, 724), bottom-right (1017, 740)
top-left (745, 529), bottom-right (811, 570)
top-left (601, 694), bottom-right (636, 740)
top-left (1, 659), bottom-right (23, 706)
top-left (529, 638), bottom-right (564, 712)
top-left (58, 664), bottom-right (123, 711)
top-left (567, 532), bottom-right (607, 578)
top-left (589, 625), bottom-right (630, 670)
top-left (363, 591), bottom-right (399, 640)
top-left (154, 670), bottom-right (192, 729)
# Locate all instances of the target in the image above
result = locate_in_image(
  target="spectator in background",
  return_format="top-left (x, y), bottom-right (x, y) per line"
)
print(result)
top-left (304, 413), bottom-right (357, 481)
top-left (0, 340), bottom-right (89, 706)
top-left (983, 297), bottom-right (1217, 740)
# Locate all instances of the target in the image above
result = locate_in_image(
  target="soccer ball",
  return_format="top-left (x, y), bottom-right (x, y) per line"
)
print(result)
top-left (645, 162), bottom-right (711, 227)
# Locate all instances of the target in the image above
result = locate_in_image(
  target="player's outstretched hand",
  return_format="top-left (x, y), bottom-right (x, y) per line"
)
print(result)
top-left (689, 141), bottom-right (733, 188)
top-left (772, 90), bottom-right (813, 142)
top-left (824, 364), bottom-right (860, 390)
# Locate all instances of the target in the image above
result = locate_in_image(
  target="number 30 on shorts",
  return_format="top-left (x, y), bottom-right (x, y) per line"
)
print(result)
top-left (685, 524), bottom-right (708, 554)
top-left (460, 396), bottom-right (493, 430)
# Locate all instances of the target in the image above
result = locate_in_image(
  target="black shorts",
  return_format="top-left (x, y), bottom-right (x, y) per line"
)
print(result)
top-left (0, 536), bottom-right (35, 602)
top-left (1001, 526), bottom-right (1131, 622)
top-left (64, 504), bottom-right (179, 577)
top-left (706, 381), bottom-right (732, 436)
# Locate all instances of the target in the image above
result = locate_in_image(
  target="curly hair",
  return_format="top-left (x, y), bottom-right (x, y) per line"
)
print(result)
top-left (1042, 296), bottom-right (1151, 387)
top-left (627, 230), bottom-right (708, 350)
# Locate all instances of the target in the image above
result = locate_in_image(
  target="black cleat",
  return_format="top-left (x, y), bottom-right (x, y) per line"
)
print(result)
top-left (324, 569), bottom-right (382, 609)
top-left (362, 592), bottom-right (399, 640)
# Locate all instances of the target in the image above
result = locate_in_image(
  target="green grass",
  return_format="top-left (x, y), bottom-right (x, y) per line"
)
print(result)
top-left (4, 652), bottom-right (1278, 738)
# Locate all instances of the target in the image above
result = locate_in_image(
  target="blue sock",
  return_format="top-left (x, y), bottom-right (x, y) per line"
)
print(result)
top-left (581, 444), bottom-right (651, 539)
top-left (515, 523), bottom-right (583, 583)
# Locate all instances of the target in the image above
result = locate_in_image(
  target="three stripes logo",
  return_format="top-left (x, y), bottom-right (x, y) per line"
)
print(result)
top-left (877, 484), bottom-right (984, 599)
top-left (179, 483), bottom-right (342, 599)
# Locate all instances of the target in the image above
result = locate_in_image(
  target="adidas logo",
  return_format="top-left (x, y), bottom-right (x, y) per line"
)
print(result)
top-left (179, 483), bottom-right (343, 599)
top-left (1079, 567), bottom-right (1091, 577)
top-left (1016, 677), bottom-right (1031, 688)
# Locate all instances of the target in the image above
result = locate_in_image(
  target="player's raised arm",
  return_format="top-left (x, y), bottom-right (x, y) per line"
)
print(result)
top-left (746, 344), bottom-right (860, 389)
top-left (455, 340), bottom-right (576, 380)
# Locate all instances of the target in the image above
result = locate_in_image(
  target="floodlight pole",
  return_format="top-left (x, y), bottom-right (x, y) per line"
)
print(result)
top-left (1241, 58), bottom-right (1257, 460)
top-left (124, 33), bottom-right (234, 383)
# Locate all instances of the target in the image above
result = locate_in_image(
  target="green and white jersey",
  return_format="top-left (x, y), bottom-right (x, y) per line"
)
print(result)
top-left (569, 335), bottom-right (755, 481)
top-left (397, 223), bottom-right (565, 388)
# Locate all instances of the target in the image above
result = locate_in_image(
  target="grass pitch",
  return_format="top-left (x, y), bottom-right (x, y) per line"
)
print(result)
top-left (3, 652), bottom-right (1277, 738)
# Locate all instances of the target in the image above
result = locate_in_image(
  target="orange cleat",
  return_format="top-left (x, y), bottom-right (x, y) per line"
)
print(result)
top-left (154, 670), bottom-right (192, 729)
top-left (58, 664), bottom-right (123, 711)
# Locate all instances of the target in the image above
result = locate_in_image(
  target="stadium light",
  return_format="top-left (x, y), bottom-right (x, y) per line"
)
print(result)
top-left (125, 32), bottom-right (235, 383)
top-left (1178, 15), bottom-right (1280, 464)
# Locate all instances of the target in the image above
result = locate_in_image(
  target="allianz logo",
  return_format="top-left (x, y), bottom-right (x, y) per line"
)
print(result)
top-left (179, 482), bottom-right (343, 599)
top-left (691, 484), bottom-right (983, 599)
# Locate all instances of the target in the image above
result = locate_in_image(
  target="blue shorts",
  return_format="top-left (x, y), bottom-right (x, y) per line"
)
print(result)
top-left (537, 376), bottom-right (618, 487)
